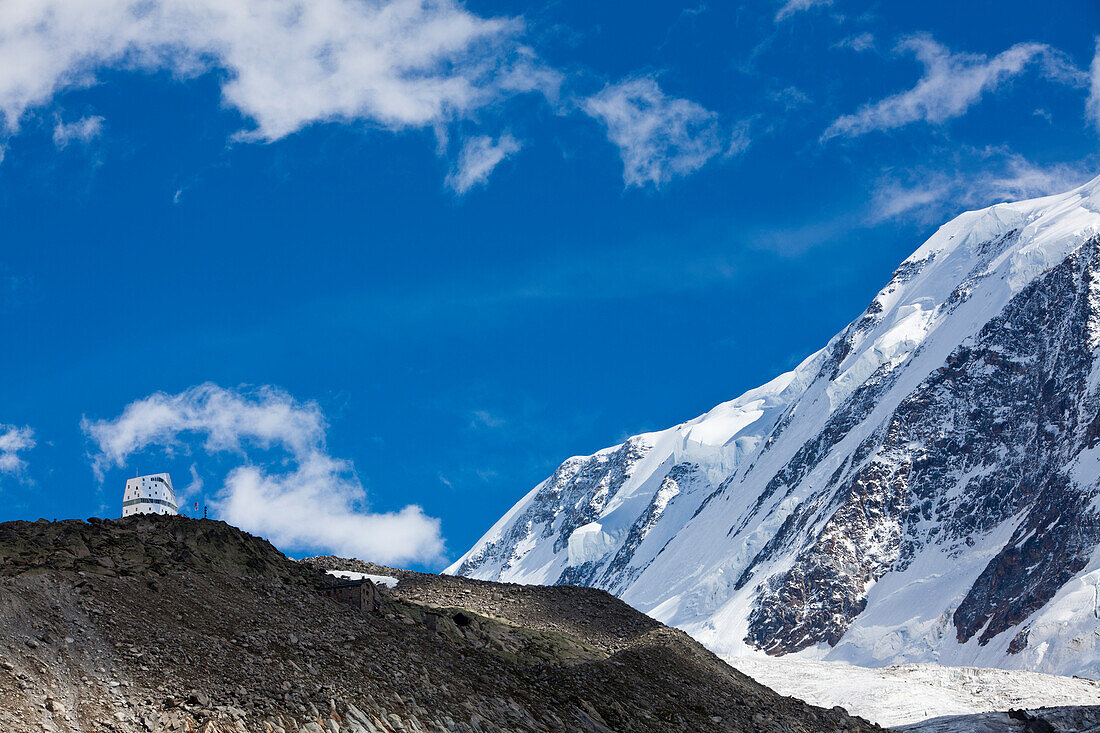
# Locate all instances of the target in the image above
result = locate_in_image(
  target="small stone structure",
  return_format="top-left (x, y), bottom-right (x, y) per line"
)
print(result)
top-left (319, 578), bottom-right (380, 613)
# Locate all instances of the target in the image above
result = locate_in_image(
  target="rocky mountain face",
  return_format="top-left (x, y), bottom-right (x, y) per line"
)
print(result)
top-left (0, 515), bottom-right (880, 733)
top-left (449, 176), bottom-right (1100, 678)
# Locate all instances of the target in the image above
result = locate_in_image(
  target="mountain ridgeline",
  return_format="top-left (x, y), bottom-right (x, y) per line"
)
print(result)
top-left (0, 515), bottom-right (879, 732)
top-left (449, 176), bottom-right (1100, 678)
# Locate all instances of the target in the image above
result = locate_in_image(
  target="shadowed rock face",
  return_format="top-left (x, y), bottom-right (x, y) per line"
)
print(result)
top-left (748, 239), bottom-right (1100, 654)
top-left (898, 706), bottom-right (1100, 733)
top-left (451, 436), bottom-right (657, 588)
top-left (450, 178), bottom-right (1100, 676)
top-left (0, 516), bottom-right (881, 733)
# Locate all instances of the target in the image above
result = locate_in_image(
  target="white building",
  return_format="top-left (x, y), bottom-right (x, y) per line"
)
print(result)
top-left (122, 473), bottom-right (179, 517)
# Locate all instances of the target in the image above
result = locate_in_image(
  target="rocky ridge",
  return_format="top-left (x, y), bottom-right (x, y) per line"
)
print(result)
top-left (0, 515), bottom-right (880, 733)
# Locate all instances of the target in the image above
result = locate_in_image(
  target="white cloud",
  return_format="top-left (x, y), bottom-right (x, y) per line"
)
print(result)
top-left (216, 454), bottom-right (442, 564)
top-left (775, 0), bottom-right (832, 22)
top-left (0, 0), bottom-right (555, 142)
top-left (871, 149), bottom-right (1096, 224)
top-left (768, 86), bottom-right (812, 111)
top-left (445, 133), bottom-right (521, 193)
top-left (727, 120), bottom-right (752, 157)
top-left (52, 115), bottom-right (104, 149)
top-left (181, 463), bottom-right (204, 501)
top-left (834, 32), bottom-right (875, 53)
top-left (0, 424), bottom-right (34, 477)
top-left (469, 409), bottom-right (505, 428)
top-left (584, 76), bottom-right (732, 188)
top-left (82, 383), bottom-right (444, 565)
top-left (1088, 38), bottom-right (1100, 133)
top-left (871, 183), bottom-right (944, 223)
top-left (970, 154), bottom-right (1095, 203)
top-left (824, 34), bottom-right (1087, 140)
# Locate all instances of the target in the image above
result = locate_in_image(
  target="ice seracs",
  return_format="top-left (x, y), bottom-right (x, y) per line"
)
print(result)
top-left (122, 473), bottom-right (178, 517)
top-left (450, 174), bottom-right (1100, 678)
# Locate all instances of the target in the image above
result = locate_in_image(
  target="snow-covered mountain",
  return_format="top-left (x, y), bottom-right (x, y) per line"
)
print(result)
top-left (447, 176), bottom-right (1100, 678)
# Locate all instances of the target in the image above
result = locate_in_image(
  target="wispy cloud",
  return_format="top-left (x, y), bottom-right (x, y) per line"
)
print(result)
top-left (446, 134), bottom-right (521, 194)
top-left (768, 86), bottom-right (812, 111)
top-left (824, 34), bottom-right (1087, 140)
top-left (180, 463), bottom-right (204, 502)
top-left (52, 115), bottom-right (104, 149)
top-left (469, 409), bottom-right (505, 429)
top-left (82, 383), bottom-right (445, 564)
top-left (774, 0), bottom-right (832, 22)
top-left (0, 264), bottom-right (31, 310)
top-left (0, 0), bottom-right (556, 144)
top-left (871, 183), bottom-right (943, 223)
top-left (583, 75), bottom-right (735, 188)
top-left (0, 424), bottom-right (34, 478)
top-left (833, 32), bottom-right (875, 53)
top-left (1088, 38), bottom-right (1100, 133)
top-left (870, 148), bottom-right (1096, 224)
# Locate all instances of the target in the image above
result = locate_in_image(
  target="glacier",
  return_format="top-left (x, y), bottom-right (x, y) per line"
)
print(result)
top-left (448, 175), bottom-right (1100, 678)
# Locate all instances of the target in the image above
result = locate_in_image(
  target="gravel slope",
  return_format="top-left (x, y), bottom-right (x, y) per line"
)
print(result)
top-left (0, 515), bottom-right (882, 733)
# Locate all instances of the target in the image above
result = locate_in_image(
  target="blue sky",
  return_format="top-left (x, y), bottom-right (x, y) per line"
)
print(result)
top-left (0, 0), bottom-right (1097, 568)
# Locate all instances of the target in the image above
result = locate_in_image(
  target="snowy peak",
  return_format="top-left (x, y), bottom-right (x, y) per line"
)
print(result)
top-left (449, 176), bottom-right (1100, 678)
